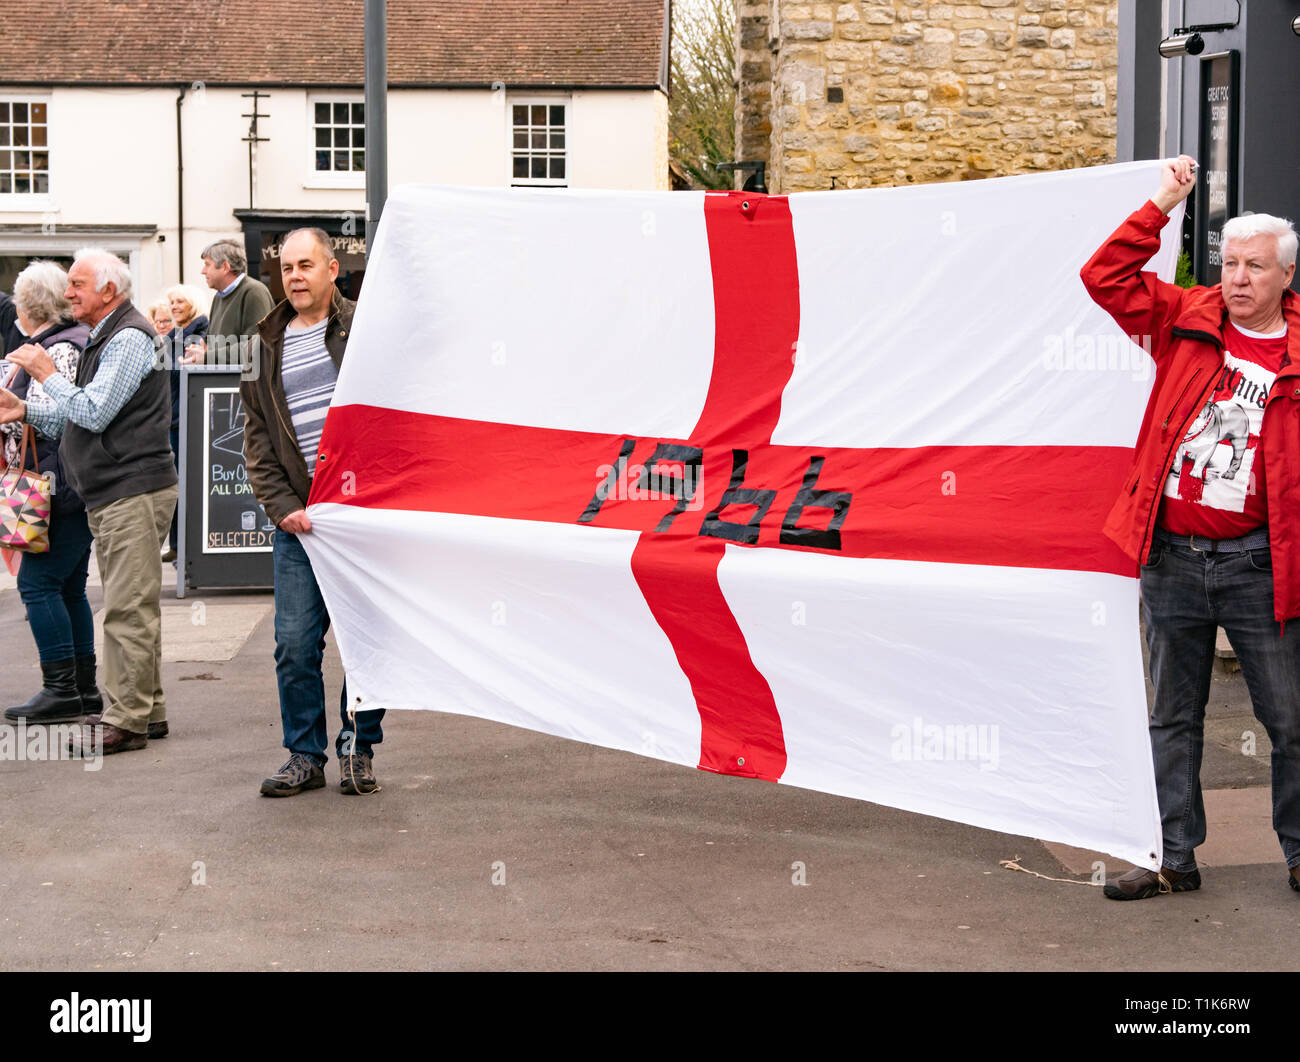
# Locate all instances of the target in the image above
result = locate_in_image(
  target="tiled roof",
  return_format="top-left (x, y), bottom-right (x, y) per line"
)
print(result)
top-left (0, 0), bottom-right (670, 88)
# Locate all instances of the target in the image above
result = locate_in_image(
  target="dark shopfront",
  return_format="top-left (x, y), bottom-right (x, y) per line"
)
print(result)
top-left (233, 210), bottom-right (366, 302)
top-left (1118, 0), bottom-right (1300, 286)
top-left (175, 211), bottom-right (364, 595)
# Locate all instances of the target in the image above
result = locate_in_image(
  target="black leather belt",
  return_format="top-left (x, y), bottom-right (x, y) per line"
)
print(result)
top-left (1154, 527), bottom-right (1270, 553)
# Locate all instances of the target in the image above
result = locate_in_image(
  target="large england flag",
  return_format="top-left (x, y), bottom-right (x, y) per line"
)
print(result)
top-left (304, 161), bottom-right (1179, 869)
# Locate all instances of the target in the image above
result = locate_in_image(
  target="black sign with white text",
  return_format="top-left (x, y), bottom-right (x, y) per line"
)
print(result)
top-left (1196, 51), bottom-right (1239, 281)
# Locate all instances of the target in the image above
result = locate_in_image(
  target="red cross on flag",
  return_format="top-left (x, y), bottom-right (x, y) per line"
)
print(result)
top-left (304, 162), bottom-right (1181, 869)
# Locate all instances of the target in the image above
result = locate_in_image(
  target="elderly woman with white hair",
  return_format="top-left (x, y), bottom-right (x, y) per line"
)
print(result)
top-left (147, 298), bottom-right (173, 339)
top-left (0, 247), bottom-right (178, 756)
top-left (0, 260), bottom-right (100, 724)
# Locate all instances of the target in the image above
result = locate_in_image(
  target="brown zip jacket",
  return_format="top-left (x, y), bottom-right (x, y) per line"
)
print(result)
top-left (240, 287), bottom-right (355, 527)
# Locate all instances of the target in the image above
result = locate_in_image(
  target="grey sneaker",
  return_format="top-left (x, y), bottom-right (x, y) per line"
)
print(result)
top-left (339, 752), bottom-right (379, 795)
top-left (260, 753), bottom-right (326, 797)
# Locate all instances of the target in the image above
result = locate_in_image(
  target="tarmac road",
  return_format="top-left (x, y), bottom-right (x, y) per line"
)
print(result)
top-left (1, 563), bottom-right (1297, 973)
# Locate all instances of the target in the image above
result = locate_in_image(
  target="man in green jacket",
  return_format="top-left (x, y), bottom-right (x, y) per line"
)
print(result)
top-left (197, 239), bottom-right (275, 367)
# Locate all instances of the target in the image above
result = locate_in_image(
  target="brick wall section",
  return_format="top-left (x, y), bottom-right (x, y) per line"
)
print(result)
top-left (759, 0), bottom-right (1118, 193)
top-left (735, 0), bottom-right (775, 184)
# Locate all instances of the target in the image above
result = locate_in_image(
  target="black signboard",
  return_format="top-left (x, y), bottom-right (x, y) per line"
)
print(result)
top-left (177, 366), bottom-right (274, 596)
top-left (1196, 51), bottom-right (1239, 281)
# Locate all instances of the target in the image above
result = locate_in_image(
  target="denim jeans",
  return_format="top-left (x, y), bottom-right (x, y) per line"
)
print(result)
top-left (1141, 538), bottom-right (1300, 871)
top-left (17, 506), bottom-right (94, 662)
top-left (273, 529), bottom-right (383, 764)
top-left (167, 425), bottom-right (179, 551)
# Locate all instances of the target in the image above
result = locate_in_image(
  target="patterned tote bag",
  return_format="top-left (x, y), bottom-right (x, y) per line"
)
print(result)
top-left (1, 425), bottom-right (52, 554)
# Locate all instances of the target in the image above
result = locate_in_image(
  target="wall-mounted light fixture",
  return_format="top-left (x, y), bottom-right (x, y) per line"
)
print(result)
top-left (1158, 0), bottom-right (1240, 58)
top-left (1159, 32), bottom-right (1205, 57)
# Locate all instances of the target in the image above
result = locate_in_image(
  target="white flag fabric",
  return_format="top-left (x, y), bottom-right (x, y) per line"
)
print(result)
top-left (303, 162), bottom-right (1179, 869)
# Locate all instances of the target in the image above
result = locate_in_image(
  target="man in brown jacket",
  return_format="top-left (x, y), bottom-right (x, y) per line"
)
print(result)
top-left (241, 228), bottom-right (383, 797)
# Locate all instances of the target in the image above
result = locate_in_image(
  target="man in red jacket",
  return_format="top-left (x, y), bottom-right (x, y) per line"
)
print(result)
top-left (1081, 156), bottom-right (1300, 901)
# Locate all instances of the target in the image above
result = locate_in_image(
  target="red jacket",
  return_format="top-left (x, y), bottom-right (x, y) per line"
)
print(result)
top-left (1080, 200), bottom-right (1300, 624)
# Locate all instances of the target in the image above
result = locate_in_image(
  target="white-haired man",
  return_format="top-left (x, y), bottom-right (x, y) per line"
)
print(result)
top-left (1082, 156), bottom-right (1300, 900)
top-left (0, 249), bottom-right (177, 755)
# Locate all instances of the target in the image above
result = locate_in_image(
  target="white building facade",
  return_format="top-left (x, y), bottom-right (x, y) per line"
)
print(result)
top-left (0, 0), bottom-right (672, 300)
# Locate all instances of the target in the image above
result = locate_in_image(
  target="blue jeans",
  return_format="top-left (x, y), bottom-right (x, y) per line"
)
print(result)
top-left (1141, 538), bottom-right (1300, 871)
top-left (272, 529), bottom-right (383, 764)
top-left (17, 506), bottom-right (94, 662)
top-left (167, 425), bottom-right (179, 551)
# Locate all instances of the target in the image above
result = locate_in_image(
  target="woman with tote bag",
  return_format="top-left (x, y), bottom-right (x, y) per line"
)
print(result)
top-left (1, 260), bottom-right (99, 724)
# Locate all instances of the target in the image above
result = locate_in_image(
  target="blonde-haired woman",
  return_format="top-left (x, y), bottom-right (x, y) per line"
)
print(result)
top-left (159, 284), bottom-right (210, 561)
top-left (1, 260), bottom-right (99, 724)
top-left (165, 284), bottom-right (210, 360)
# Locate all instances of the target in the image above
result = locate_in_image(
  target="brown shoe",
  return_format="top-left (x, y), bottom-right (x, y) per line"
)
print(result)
top-left (1103, 865), bottom-right (1200, 901)
top-left (1289, 866), bottom-right (1300, 893)
top-left (67, 721), bottom-right (147, 756)
top-left (83, 714), bottom-right (168, 740)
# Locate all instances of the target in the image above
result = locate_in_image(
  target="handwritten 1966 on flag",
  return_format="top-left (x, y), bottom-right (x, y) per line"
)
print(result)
top-left (303, 163), bottom-right (1178, 867)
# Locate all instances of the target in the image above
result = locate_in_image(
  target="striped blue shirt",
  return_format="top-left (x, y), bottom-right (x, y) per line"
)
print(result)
top-left (281, 319), bottom-right (337, 478)
top-left (25, 311), bottom-right (159, 441)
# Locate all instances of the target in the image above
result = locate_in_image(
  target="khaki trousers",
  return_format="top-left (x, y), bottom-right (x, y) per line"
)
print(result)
top-left (86, 484), bottom-right (178, 734)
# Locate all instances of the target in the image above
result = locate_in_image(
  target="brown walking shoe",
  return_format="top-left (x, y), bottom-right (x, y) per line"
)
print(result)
top-left (83, 714), bottom-right (168, 740)
top-left (1103, 865), bottom-right (1200, 901)
top-left (339, 752), bottom-right (380, 795)
top-left (66, 721), bottom-right (147, 757)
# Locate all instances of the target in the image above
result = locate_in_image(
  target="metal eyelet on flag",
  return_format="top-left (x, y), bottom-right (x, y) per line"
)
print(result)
top-left (318, 453), bottom-right (328, 463)
top-left (737, 756), bottom-right (745, 766)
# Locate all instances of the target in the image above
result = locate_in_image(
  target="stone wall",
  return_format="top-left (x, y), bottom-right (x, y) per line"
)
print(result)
top-left (752, 0), bottom-right (1118, 193)
top-left (735, 0), bottom-right (774, 181)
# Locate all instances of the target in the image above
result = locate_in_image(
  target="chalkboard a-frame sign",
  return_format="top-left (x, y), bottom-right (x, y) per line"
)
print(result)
top-left (178, 367), bottom-right (275, 597)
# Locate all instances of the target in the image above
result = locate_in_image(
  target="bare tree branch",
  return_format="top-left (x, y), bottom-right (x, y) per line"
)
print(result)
top-left (669, 0), bottom-right (736, 190)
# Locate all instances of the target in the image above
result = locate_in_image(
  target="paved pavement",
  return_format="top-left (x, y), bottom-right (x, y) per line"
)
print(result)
top-left (0, 559), bottom-right (1297, 972)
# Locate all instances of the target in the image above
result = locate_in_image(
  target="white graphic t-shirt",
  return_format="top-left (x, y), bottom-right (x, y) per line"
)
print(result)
top-left (1158, 321), bottom-right (1287, 539)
